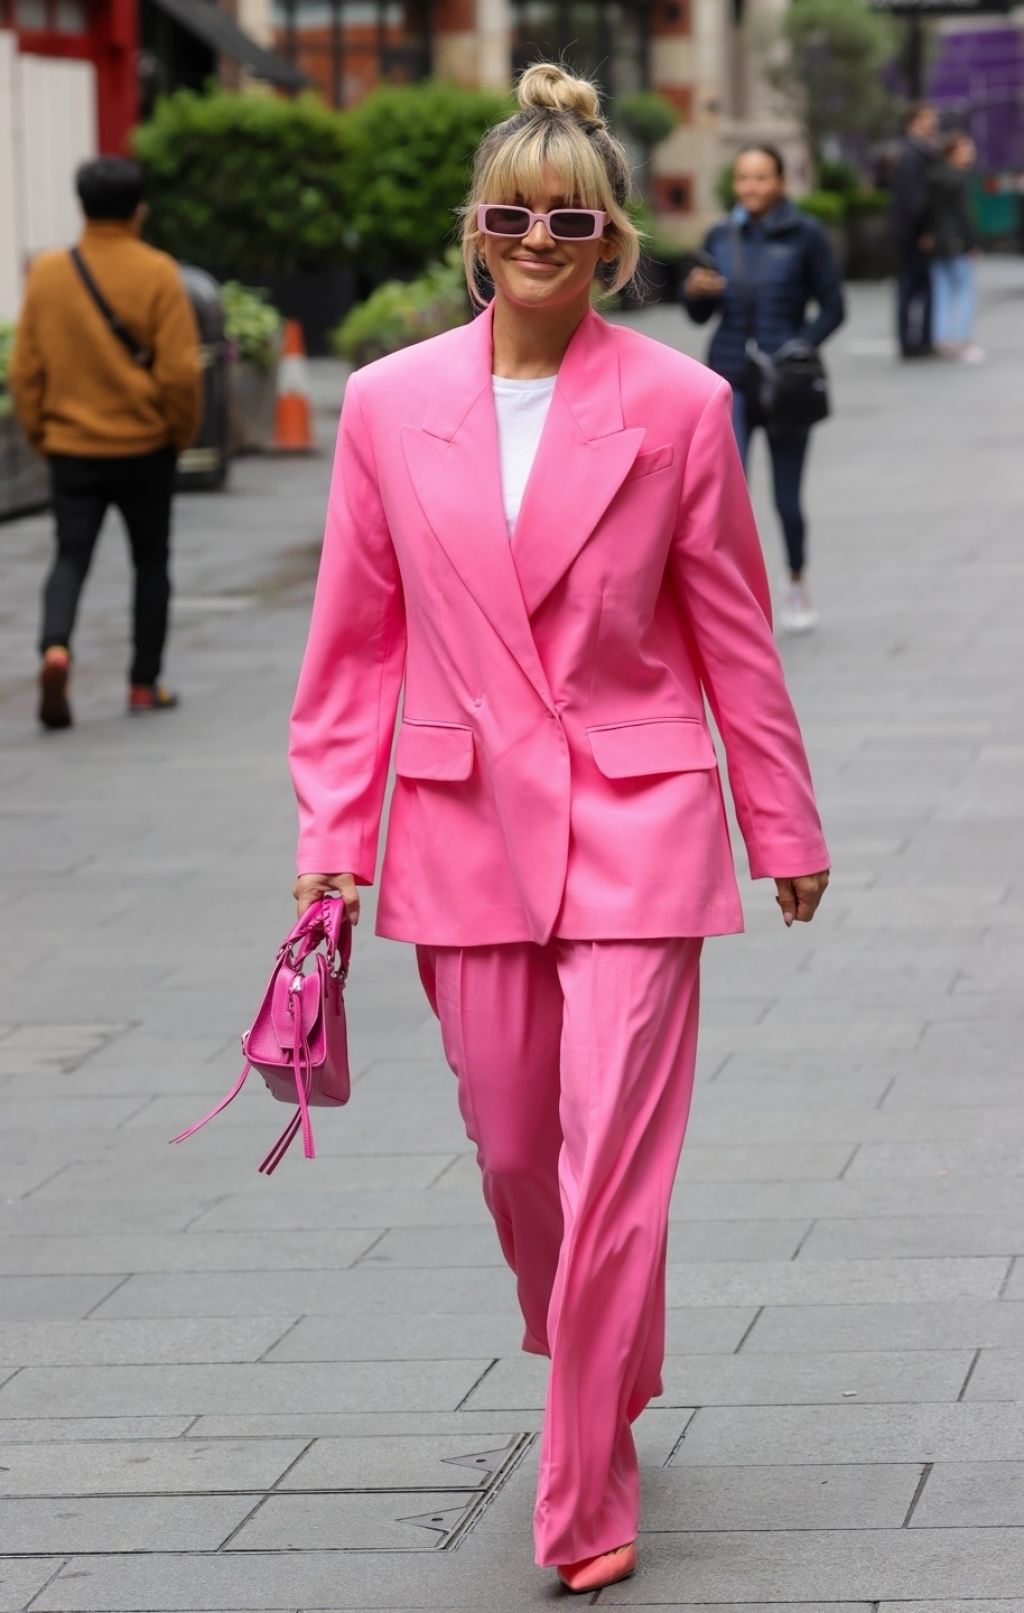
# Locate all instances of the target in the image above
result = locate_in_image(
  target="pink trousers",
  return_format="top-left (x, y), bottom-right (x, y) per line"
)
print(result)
top-left (416, 936), bottom-right (702, 1566)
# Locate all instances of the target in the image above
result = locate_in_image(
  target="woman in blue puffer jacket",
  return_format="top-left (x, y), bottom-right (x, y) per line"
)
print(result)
top-left (683, 145), bottom-right (844, 634)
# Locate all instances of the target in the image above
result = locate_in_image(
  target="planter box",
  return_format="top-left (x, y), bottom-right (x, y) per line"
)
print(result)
top-left (0, 411), bottom-right (49, 521)
top-left (228, 361), bottom-right (278, 454)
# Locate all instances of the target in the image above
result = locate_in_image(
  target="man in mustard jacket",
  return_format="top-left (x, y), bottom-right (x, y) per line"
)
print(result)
top-left (10, 156), bottom-right (202, 729)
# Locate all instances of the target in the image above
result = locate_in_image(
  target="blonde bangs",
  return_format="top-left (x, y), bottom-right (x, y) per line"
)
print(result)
top-left (461, 105), bottom-right (642, 306)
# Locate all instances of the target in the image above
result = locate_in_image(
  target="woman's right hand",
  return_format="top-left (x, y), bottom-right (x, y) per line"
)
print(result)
top-left (685, 266), bottom-right (727, 299)
top-left (293, 872), bottom-right (361, 924)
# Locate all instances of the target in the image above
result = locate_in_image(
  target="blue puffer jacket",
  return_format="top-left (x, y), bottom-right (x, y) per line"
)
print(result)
top-left (683, 201), bottom-right (845, 387)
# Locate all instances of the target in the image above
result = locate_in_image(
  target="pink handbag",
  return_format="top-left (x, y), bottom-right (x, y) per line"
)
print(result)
top-left (171, 894), bottom-right (352, 1174)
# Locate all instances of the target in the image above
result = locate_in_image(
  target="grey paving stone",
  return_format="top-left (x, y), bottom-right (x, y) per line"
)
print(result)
top-left (0, 1417), bottom-right (191, 1443)
top-left (0, 1196), bottom-right (210, 1237)
top-left (0, 1163), bottom-right (69, 1198)
top-left (962, 1348), bottom-right (1024, 1400)
top-left (226, 1489), bottom-right (483, 1551)
top-left (277, 1433), bottom-right (522, 1491)
top-left (0, 1492), bottom-right (253, 1552)
top-left (92, 1264), bottom-right (520, 1319)
top-left (0, 1096), bottom-right (148, 1131)
top-left (188, 1187), bottom-right (492, 1232)
top-left (0, 1229), bottom-right (380, 1276)
top-left (0, 1437), bottom-right (308, 1496)
top-left (911, 1463), bottom-right (1024, 1529)
top-left (670, 1177), bottom-right (1024, 1221)
top-left (800, 1215), bottom-right (1024, 1260)
top-left (688, 1106), bottom-right (1024, 1148)
top-left (664, 1257), bottom-right (1009, 1307)
top-left (0, 1558), bottom-right (65, 1613)
top-left (365, 1218), bottom-right (809, 1267)
top-left (38, 1151), bottom-right (457, 1198)
top-left (671, 1403), bottom-right (1024, 1466)
top-left (846, 1141), bottom-right (1024, 1179)
top-left (596, 1528), bottom-right (1024, 1603)
top-left (0, 1317), bottom-right (294, 1368)
top-left (465, 1348), bottom-right (970, 1410)
top-left (0, 1276), bottom-right (127, 1321)
top-left (744, 1301), bottom-right (1024, 1354)
top-left (637, 1463), bottom-right (920, 1532)
top-left (999, 1263), bottom-right (1024, 1301)
top-left (0, 1360), bottom-right (493, 1418)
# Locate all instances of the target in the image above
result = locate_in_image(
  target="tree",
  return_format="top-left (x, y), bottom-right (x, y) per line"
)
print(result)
top-left (616, 92), bottom-right (680, 198)
top-left (764, 0), bottom-right (899, 165)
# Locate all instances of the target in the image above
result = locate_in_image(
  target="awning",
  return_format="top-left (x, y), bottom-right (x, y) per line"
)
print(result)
top-left (147, 0), bottom-right (310, 91)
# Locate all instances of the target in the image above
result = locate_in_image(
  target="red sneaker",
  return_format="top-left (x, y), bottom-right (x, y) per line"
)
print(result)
top-left (128, 684), bottom-right (180, 714)
top-left (38, 648), bottom-right (72, 731)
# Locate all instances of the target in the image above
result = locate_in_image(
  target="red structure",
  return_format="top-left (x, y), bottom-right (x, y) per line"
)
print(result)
top-left (1, 0), bottom-right (138, 151)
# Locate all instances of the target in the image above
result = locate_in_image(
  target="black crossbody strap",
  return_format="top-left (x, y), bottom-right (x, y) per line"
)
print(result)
top-left (69, 248), bottom-right (153, 369)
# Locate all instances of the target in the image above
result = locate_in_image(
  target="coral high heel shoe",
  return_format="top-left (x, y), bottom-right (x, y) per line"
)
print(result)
top-left (557, 1542), bottom-right (637, 1594)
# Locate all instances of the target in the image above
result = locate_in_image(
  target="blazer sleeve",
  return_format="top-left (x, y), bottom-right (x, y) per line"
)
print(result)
top-left (289, 374), bottom-right (407, 881)
top-left (669, 380), bottom-right (830, 880)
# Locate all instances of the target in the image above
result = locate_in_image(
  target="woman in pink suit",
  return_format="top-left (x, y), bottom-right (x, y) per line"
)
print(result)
top-left (291, 63), bottom-right (829, 1595)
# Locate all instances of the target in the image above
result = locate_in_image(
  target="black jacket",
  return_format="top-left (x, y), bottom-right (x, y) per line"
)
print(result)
top-left (926, 163), bottom-right (975, 258)
top-left (682, 201), bottom-right (845, 388)
top-left (889, 135), bottom-right (940, 248)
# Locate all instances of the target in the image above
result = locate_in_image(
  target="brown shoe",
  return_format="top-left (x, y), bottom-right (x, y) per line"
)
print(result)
top-left (128, 684), bottom-right (180, 714)
top-left (38, 648), bottom-right (72, 731)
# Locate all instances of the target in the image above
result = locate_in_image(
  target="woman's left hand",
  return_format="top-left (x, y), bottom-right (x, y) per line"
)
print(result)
top-left (774, 872), bottom-right (829, 927)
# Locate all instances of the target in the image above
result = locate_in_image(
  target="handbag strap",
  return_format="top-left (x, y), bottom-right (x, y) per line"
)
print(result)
top-left (69, 248), bottom-right (153, 369)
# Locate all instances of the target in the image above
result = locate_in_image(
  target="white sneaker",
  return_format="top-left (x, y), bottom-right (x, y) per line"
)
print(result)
top-left (780, 580), bottom-right (818, 635)
top-left (958, 343), bottom-right (985, 365)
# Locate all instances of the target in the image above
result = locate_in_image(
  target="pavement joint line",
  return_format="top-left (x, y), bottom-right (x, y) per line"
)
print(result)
top-left (256, 1317), bottom-right (307, 1363)
top-left (453, 1358), bottom-right (499, 1412)
top-left (900, 1460), bottom-right (933, 1529)
top-left (22, 1554), bottom-right (72, 1611)
top-left (15, 1163), bottom-right (71, 1201)
top-left (957, 1347), bottom-right (982, 1402)
top-left (837, 1143), bottom-right (861, 1180)
top-left (426, 1154), bottom-right (468, 1189)
top-left (350, 1229), bottom-right (391, 1268)
top-left (998, 1257), bottom-right (1017, 1298)
top-left (113, 1094), bottom-right (161, 1130)
top-left (179, 1414), bottom-right (203, 1436)
top-left (661, 1408), bottom-right (699, 1466)
top-left (81, 1274), bottom-right (132, 1318)
top-left (789, 1222), bottom-right (817, 1260)
top-left (732, 1308), bottom-right (763, 1354)
top-left (874, 1074), bottom-right (898, 1111)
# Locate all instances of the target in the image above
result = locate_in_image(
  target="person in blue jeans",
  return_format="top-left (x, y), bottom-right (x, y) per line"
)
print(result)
top-left (927, 132), bottom-right (983, 364)
top-left (682, 145), bottom-right (844, 634)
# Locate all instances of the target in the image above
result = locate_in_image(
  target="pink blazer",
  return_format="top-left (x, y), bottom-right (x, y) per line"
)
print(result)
top-left (290, 302), bottom-right (829, 946)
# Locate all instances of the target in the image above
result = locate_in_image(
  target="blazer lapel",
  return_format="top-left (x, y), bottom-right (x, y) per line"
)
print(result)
top-left (511, 309), bottom-right (646, 618)
top-left (400, 307), bottom-right (554, 708)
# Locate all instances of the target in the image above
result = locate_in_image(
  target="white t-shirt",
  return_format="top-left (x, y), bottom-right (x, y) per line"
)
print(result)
top-left (492, 373), bottom-right (558, 536)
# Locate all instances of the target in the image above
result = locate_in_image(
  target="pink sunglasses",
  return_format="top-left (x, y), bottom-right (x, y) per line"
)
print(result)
top-left (476, 204), bottom-right (608, 242)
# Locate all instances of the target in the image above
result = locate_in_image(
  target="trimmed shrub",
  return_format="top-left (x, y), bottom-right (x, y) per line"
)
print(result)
top-left (616, 92), bottom-right (680, 152)
top-left (134, 90), bottom-right (350, 281)
top-left (339, 81), bottom-right (510, 279)
top-left (331, 250), bottom-right (470, 368)
top-left (797, 190), bottom-right (847, 226)
top-left (0, 322), bottom-right (14, 415)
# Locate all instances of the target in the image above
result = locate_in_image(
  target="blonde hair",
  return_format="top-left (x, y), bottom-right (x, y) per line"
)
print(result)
top-left (462, 63), bottom-right (642, 307)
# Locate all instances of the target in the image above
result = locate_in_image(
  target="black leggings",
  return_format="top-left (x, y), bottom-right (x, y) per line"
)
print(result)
top-left (41, 447), bottom-right (177, 687)
top-left (731, 391), bottom-right (811, 578)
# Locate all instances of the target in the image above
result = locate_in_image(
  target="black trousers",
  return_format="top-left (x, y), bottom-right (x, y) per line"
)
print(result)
top-left (897, 244), bottom-right (933, 354)
top-left (41, 446), bottom-right (177, 687)
top-left (732, 391), bottom-right (811, 578)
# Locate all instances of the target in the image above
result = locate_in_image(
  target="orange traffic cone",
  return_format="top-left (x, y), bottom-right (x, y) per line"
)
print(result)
top-left (271, 320), bottom-right (316, 453)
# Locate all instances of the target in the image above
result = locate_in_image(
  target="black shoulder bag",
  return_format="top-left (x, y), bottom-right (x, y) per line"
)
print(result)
top-left (69, 248), bottom-right (154, 370)
top-left (729, 224), bottom-right (830, 433)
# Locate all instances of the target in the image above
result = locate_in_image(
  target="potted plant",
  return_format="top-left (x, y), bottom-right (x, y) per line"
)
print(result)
top-left (222, 282), bottom-right (284, 453)
top-left (331, 249), bottom-right (471, 369)
top-left (0, 323), bottom-right (49, 520)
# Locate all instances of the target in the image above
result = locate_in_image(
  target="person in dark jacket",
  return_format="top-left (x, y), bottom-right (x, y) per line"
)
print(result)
top-left (926, 131), bottom-right (983, 363)
top-left (682, 144), bottom-right (844, 635)
top-left (889, 102), bottom-right (940, 358)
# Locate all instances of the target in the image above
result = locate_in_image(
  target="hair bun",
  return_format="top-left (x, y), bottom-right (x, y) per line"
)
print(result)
top-left (517, 63), bottom-right (604, 125)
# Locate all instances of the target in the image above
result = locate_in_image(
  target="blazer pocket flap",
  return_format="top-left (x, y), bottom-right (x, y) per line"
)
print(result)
top-left (395, 722), bottom-right (474, 781)
top-left (587, 718), bottom-right (717, 779)
top-left (624, 444), bottom-right (674, 483)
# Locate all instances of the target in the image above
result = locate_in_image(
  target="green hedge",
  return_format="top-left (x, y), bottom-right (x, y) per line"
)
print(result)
top-left (221, 282), bottom-right (282, 374)
top-left (797, 190), bottom-right (847, 226)
top-left (0, 322), bottom-right (14, 416)
top-left (331, 250), bottom-right (470, 368)
top-left (134, 81), bottom-right (508, 287)
top-left (134, 91), bottom-right (351, 280)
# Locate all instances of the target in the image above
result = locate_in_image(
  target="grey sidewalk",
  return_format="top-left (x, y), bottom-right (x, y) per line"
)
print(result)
top-left (1, 263), bottom-right (1023, 1612)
